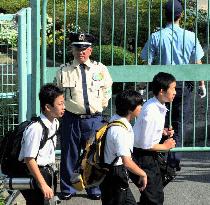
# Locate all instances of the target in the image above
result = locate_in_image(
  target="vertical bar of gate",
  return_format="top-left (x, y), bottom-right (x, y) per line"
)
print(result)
top-left (146, 0), bottom-right (151, 101)
top-left (123, 0), bottom-right (127, 66)
top-left (41, 0), bottom-right (48, 85)
top-left (30, 0), bottom-right (41, 116)
top-left (134, 0), bottom-right (139, 93)
top-left (159, 0), bottom-right (163, 65)
top-left (87, 0), bottom-right (91, 33)
top-left (135, 0), bottom-right (139, 66)
top-left (63, 0), bottom-right (66, 64)
top-left (193, 0), bottom-right (199, 147)
top-left (26, 8), bottom-right (32, 120)
top-left (75, 0), bottom-right (79, 32)
top-left (110, 0), bottom-right (115, 117)
top-left (122, 0), bottom-right (127, 91)
top-left (18, 9), bottom-right (27, 122)
top-left (99, 0), bottom-right (103, 62)
top-left (181, 0), bottom-right (187, 147)
top-left (205, 0), bottom-right (210, 147)
top-left (53, 0), bottom-right (56, 67)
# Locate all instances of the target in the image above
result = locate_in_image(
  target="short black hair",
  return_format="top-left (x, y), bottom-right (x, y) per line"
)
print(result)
top-left (39, 83), bottom-right (64, 111)
top-left (115, 90), bottom-right (143, 117)
top-left (152, 72), bottom-right (176, 96)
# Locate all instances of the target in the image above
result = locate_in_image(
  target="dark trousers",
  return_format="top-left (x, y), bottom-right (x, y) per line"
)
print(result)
top-left (166, 84), bottom-right (192, 168)
top-left (20, 166), bottom-right (54, 205)
top-left (130, 148), bottom-right (164, 205)
top-left (60, 110), bottom-right (104, 195)
top-left (100, 165), bottom-right (136, 205)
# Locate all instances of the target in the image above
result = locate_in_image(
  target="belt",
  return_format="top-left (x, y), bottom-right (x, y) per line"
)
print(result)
top-left (68, 111), bottom-right (102, 119)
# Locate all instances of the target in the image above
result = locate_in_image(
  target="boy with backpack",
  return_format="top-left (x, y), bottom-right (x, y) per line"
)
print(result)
top-left (100, 90), bottom-right (147, 205)
top-left (131, 72), bottom-right (176, 205)
top-left (18, 83), bottom-right (65, 205)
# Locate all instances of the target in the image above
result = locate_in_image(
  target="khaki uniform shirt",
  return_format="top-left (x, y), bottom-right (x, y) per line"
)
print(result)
top-left (57, 59), bottom-right (113, 114)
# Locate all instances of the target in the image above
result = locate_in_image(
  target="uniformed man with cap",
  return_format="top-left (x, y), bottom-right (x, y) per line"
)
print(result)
top-left (141, 0), bottom-right (206, 174)
top-left (57, 32), bottom-right (112, 200)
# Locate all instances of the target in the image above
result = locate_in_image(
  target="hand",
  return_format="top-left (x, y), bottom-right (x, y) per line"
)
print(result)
top-left (163, 127), bottom-right (174, 138)
top-left (163, 138), bottom-right (176, 149)
top-left (39, 183), bottom-right (54, 200)
top-left (138, 174), bottom-right (147, 192)
top-left (198, 85), bottom-right (206, 98)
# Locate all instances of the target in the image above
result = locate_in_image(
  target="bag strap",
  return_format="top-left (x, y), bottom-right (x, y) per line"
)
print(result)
top-left (30, 117), bottom-right (57, 159)
top-left (106, 120), bottom-right (128, 166)
top-left (107, 120), bottom-right (127, 129)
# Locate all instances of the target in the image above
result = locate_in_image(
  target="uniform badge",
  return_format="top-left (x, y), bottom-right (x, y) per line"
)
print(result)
top-left (92, 72), bottom-right (103, 81)
top-left (79, 34), bottom-right (85, 41)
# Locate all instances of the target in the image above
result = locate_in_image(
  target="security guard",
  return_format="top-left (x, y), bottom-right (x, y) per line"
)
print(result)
top-left (57, 32), bottom-right (113, 200)
top-left (141, 0), bottom-right (206, 172)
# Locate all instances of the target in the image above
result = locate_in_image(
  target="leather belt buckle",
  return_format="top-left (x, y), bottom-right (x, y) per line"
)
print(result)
top-left (79, 114), bottom-right (91, 119)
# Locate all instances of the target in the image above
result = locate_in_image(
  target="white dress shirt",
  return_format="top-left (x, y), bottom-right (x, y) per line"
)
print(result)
top-left (133, 97), bottom-right (168, 149)
top-left (104, 114), bottom-right (134, 166)
top-left (19, 113), bottom-right (59, 166)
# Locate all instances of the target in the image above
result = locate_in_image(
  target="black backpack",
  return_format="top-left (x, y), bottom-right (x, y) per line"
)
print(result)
top-left (0, 117), bottom-right (53, 177)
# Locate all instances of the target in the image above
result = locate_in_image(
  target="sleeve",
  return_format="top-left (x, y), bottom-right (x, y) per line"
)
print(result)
top-left (112, 127), bottom-right (132, 157)
top-left (101, 65), bottom-right (113, 108)
top-left (141, 33), bottom-right (156, 65)
top-left (21, 123), bottom-right (43, 159)
top-left (191, 37), bottom-right (204, 62)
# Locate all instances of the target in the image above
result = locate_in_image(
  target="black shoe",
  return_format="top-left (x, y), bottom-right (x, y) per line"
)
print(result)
top-left (88, 194), bottom-right (101, 200)
top-left (59, 192), bottom-right (76, 200)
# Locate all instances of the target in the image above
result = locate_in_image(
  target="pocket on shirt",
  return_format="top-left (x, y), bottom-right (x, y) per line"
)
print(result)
top-left (90, 80), bottom-right (105, 98)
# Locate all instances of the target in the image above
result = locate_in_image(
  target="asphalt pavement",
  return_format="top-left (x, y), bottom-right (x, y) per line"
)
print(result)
top-left (1, 152), bottom-right (209, 205)
top-left (59, 152), bottom-right (210, 205)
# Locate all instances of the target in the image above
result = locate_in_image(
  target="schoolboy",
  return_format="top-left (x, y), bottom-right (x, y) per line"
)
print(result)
top-left (100, 90), bottom-right (147, 205)
top-left (18, 83), bottom-right (65, 205)
top-left (131, 72), bottom-right (176, 205)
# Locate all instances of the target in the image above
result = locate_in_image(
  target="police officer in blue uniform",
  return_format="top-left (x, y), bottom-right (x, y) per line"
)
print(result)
top-left (141, 0), bottom-right (206, 172)
top-left (57, 32), bottom-right (113, 200)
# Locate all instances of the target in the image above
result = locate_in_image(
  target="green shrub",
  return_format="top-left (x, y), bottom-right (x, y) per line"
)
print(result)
top-left (0, 21), bottom-right (18, 47)
top-left (91, 45), bottom-right (135, 66)
top-left (0, 0), bottom-right (29, 14)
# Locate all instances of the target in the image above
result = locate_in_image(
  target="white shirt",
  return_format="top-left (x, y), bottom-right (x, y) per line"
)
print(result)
top-left (133, 97), bottom-right (168, 149)
top-left (18, 114), bottom-right (59, 166)
top-left (104, 114), bottom-right (134, 166)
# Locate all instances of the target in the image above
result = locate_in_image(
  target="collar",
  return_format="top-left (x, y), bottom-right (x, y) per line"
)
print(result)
top-left (72, 58), bottom-right (92, 69)
top-left (40, 113), bottom-right (58, 129)
top-left (152, 97), bottom-right (168, 113)
top-left (110, 114), bottom-right (132, 131)
top-left (166, 23), bottom-right (180, 30)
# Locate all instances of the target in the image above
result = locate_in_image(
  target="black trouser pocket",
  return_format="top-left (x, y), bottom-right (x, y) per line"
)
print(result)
top-left (110, 165), bottom-right (129, 189)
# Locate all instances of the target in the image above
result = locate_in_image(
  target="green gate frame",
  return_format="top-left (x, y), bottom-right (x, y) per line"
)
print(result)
top-left (0, 8), bottom-right (31, 137)
top-left (29, 0), bottom-right (210, 152)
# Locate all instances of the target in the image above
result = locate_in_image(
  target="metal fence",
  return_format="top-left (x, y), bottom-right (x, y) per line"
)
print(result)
top-left (38, 0), bottom-right (210, 152)
top-left (0, 14), bottom-right (18, 138)
top-left (1, 1), bottom-right (210, 151)
top-left (0, 8), bottom-right (31, 138)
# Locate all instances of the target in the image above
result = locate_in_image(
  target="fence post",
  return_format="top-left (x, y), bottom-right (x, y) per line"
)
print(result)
top-left (30, 0), bottom-right (41, 116)
top-left (18, 9), bottom-right (27, 122)
top-left (26, 7), bottom-right (32, 120)
top-left (41, 0), bottom-right (48, 85)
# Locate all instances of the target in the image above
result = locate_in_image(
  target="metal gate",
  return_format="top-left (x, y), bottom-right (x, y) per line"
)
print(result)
top-left (2, 1), bottom-right (208, 152)
top-left (37, 0), bottom-right (210, 152)
top-left (0, 8), bottom-right (31, 138)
